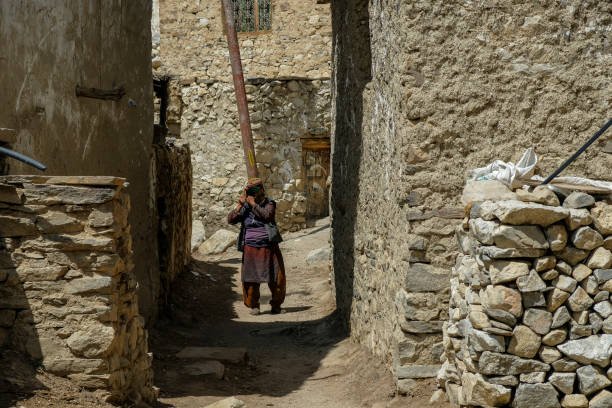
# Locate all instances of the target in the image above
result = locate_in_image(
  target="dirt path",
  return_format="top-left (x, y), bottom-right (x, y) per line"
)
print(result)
top-left (151, 218), bottom-right (441, 408)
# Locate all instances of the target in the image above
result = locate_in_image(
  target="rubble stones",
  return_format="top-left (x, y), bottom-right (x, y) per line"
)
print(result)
top-left (482, 285), bottom-right (523, 317)
top-left (478, 351), bottom-right (550, 375)
top-left (549, 372), bottom-right (575, 394)
top-left (586, 247), bottom-right (612, 269)
top-left (543, 329), bottom-right (568, 346)
top-left (489, 260), bottom-right (529, 284)
top-left (547, 225), bottom-right (569, 251)
top-left (560, 394), bottom-right (588, 408)
top-left (557, 335), bottom-right (612, 367)
top-left (517, 270), bottom-right (547, 292)
top-left (493, 200), bottom-right (569, 227)
top-left (524, 309), bottom-right (553, 335)
top-left (566, 209), bottom-right (593, 231)
top-left (572, 264), bottom-right (592, 282)
top-left (556, 246), bottom-right (590, 266)
top-left (571, 227), bottom-right (603, 250)
top-left (563, 192), bottom-right (595, 209)
top-left (576, 365), bottom-right (611, 395)
top-left (547, 289), bottom-right (571, 312)
top-left (516, 186), bottom-right (560, 207)
top-left (588, 390), bottom-right (612, 408)
top-left (508, 325), bottom-right (541, 358)
top-left (461, 372), bottom-right (512, 406)
top-left (536, 256), bottom-right (557, 272)
top-left (567, 287), bottom-right (594, 312)
top-left (461, 181), bottom-right (517, 206)
top-left (512, 383), bottom-right (560, 408)
top-left (590, 203), bottom-right (612, 235)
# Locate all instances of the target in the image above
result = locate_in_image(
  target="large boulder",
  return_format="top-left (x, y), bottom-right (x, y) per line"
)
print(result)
top-left (191, 219), bottom-right (206, 252)
top-left (197, 229), bottom-right (236, 255)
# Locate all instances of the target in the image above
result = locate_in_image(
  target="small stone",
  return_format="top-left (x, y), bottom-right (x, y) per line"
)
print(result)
top-left (489, 260), bottom-right (530, 284)
top-left (469, 311), bottom-right (491, 329)
top-left (556, 261), bottom-right (573, 275)
top-left (555, 246), bottom-right (590, 266)
top-left (427, 389), bottom-right (447, 403)
top-left (542, 269), bottom-right (560, 280)
top-left (469, 218), bottom-right (498, 244)
top-left (485, 308), bottom-right (517, 326)
top-left (516, 186), bottom-right (560, 206)
top-left (517, 269), bottom-right (547, 292)
top-left (524, 291), bottom-right (547, 308)
top-left (66, 277), bottom-right (112, 295)
top-left (547, 288), bottom-right (571, 312)
top-left (540, 346), bottom-right (563, 363)
top-left (594, 301), bottom-right (612, 318)
top-left (512, 383), bottom-right (561, 408)
top-left (480, 246), bottom-right (546, 258)
top-left (524, 308), bottom-right (553, 335)
top-left (490, 319), bottom-right (513, 331)
top-left (395, 364), bottom-right (441, 379)
top-left (508, 325), bottom-right (541, 358)
top-left (184, 361), bottom-right (225, 379)
top-left (306, 247), bottom-right (332, 265)
top-left (401, 321), bottom-right (444, 333)
top-left (593, 268), bottom-right (612, 284)
top-left (461, 372), bottom-right (512, 407)
top-left (590, 202), bottom-right (612, 235)
top-left (552, 358), bottom-right (580, 372)
top-left (552, 306), bottom-right (572, 330)
top-left (203, 397), bottom-right (246, 408)
top-left (587, 247), bottom-right (612, 269)
top-left (571, 226), bottom-right (603, 250)
top-left (566, 208), bottom-right (593, 231)
top-left (588, 390), bottom-right (612, 408)
top-left (572, 264), bottom-right (592, 282)
top-left (570, 323), bottom-right (592, 339)
top-left (488, 375), bottom-right (518, 387)
top-left (594, 291), bottom-right (610, 302)
top-left (536, 256), bottom-right (557, 272)
top-left (494, 200), bottom-right (569, 226)
top-left (520, 371), bottom-right (547, 383)
top-left (549, 372), bottom-right (575, 394)
top-left (583, 276), bottom-right (599, 295)
top-left (567, 287), bottom-right (594, 312)
top-left (478, 351), bottom-right (550, 375)
top-left (547, 224), bottom-right (569, 251)
top-left (605, 316), bottom-right (612, 334)
top-left (557, 335), bottom-right (612, 367)
top-left (191, 219), bottom-right (206, 252)
top-left (560, 394), bottom-right (588, 408)
top-left (590, 313), bottom-right (604, 333)
top-left (483, 326), bottom-right (513, 336)
top-left (482, 285), bottom-right (523, 317)
top-left (604, 236), bottom-right (612, 250)
top-left (493, 225), bottom-right (548, 249)
top-left (576, 365), bottom-right (611, 395)
top-left (575, 311), bottom-right (590, 325)
top-left (563, 192), bottom-right (595, 209)
top-left (543, 329), bottom-right (568, 346)
top-left (468, 329), bottom-right (505, 352)
top-left (554, 275), bottom-right (578, 292)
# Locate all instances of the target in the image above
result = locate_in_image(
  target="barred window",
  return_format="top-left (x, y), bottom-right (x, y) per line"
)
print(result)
top-left (232, 0), bottom-right (271, 33)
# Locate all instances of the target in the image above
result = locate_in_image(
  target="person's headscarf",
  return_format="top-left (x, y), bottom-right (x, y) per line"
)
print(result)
top-left (245, 178), bottom-right (263, 196)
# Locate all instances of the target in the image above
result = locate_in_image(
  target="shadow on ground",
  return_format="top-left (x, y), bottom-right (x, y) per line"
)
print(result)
top-left (149, 257), bottom-right (346, 402)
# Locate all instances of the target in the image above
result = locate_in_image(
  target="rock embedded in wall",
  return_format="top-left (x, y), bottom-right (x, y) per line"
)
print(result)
top-left (438, 188), bottom-right (612, 407)
top-left (0, 176), bottom-right (155, 404)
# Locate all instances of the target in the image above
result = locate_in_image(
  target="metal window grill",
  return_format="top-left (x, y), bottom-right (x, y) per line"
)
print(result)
top-left (231, 0), bottom-right (271, 32)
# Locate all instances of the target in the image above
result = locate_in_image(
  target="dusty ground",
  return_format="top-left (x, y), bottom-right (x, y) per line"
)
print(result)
top-left (2, 218), bottom-right (445, 408)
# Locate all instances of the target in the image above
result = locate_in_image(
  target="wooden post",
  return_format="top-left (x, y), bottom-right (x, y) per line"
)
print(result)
top-left (221, 0), bottom-right (259, 179)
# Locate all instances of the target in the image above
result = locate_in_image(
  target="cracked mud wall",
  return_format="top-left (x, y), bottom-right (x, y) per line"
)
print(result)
top-left (330, 0), bottom-right (612, 381)
top-left (0, 2), bottom-right (160, 322)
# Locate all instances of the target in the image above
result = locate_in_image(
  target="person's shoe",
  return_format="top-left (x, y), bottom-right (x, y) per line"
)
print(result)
top-left (248, 307), bottom-right (260, 316)
top-left (270, 306), bottom-right (282, 314)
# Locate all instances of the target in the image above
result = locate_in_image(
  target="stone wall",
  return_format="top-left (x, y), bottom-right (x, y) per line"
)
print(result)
top-left (1, 1), bottom-right (160, 323)
top-left (330, 0), bottom-right (612, 389)
top-left (0, 176), bottom-right (155, 404)
top-left (155, 0), bottom-right (331, 81)
top-left (154, 139), bottom-right (192, 305)
top-left (180, 78), bottom-right (331, 235)
top-left (438, 185), bottom-right (612, 407)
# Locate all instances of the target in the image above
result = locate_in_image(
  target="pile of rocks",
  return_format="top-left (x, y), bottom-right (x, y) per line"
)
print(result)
top-left (0, 176), bottom-right (155, 404)
top-left (438, 184), bottom-right (612, 407)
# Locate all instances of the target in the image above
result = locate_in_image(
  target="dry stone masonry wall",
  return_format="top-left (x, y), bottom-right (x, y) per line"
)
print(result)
top-left (438, 183), bottom-right (612, 407)
top-left (330, 0), bottom-right (612, 393)
top-left (0, 176), bottom-right (155, 404)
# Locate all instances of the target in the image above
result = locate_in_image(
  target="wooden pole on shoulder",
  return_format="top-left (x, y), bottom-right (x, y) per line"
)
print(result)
top-left (222, 0), bottom-right (259, 179)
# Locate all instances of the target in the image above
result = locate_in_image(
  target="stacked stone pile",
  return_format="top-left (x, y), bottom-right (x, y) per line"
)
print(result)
top-left (438, 184), bottom-right (612, 407)
top-left (0, 176), bottom-right (155, 403)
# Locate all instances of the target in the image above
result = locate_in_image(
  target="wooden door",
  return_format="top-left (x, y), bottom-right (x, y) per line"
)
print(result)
top-left (302, 138), bottom-right (330, 218)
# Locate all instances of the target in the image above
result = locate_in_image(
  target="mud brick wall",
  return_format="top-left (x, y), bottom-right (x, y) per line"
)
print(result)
top-left (154, 139), bottom-right (192, 305)
top-left (440, 191), bottom-right (612, 407)
top-left (0, 176), bottom-right (155, 404)
top-left (330, 0), bottom-right (612, 389)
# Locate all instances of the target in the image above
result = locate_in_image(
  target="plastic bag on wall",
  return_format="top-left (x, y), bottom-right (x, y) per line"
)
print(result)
top-left (469, 147), bottom-right (537, 189)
